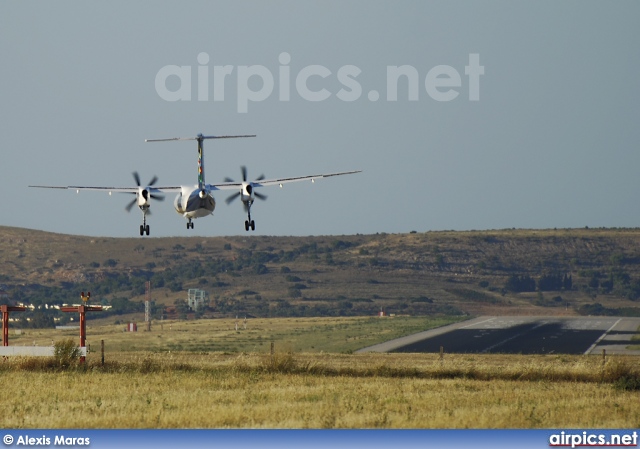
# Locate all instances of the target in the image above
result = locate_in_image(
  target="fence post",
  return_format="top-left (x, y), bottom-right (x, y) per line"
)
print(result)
top-left (440, 345), bottom-right (444, 363)
top-left (101, 340), bottom-right (105, 367)
top-left (270, 341), bottom-right (275, 367)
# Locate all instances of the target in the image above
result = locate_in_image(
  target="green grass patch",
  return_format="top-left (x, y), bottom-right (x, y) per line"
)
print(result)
top-left (8, 316), bottom-right (468, 355)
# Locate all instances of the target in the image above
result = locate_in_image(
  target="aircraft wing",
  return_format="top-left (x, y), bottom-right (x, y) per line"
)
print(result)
top-left (207, 170), bottom-right (361, 190)
top-left (29, 185), bottom-right (183, 193)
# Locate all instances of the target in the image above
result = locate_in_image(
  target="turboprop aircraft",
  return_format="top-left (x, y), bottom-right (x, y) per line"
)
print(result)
top-left (29, 133), bottom-right (361, 236)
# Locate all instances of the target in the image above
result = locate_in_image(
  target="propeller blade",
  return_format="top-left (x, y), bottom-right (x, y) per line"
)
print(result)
top-left (226, 192), bottom-right (241, 204)
top-left (127, 172), bottom-right (163, 211)
top-left (125, 197), bottom-right (137, 212)
top-left (223, 177), bottom-right (235, 183)
top-left (255, 191), bottom-right (268, 201)
top-left (256, 174), bottom-right (266, 181)
top-left (241, 166), bottom-right (248, 182)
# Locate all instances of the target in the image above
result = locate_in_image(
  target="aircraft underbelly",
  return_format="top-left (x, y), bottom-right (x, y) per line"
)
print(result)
top-left (184, 207), bottom-right (214, 219)
top-left (175, 190), bottom-right (215, 219)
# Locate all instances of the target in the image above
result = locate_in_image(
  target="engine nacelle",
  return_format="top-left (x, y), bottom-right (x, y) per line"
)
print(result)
top-left (242, 182), bottom-right (254, 201)
top-left (138, 188), bottom-right (151, 210)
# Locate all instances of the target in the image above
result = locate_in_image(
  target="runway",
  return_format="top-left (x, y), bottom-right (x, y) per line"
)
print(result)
top-left (356, 316), bottom-right (640, 355)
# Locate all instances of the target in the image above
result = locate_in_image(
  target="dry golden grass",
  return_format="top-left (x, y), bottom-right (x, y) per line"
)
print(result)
top-left (2, 317), bottom-right (639, 428)
top-left (1, 351), bottom-right (639, 429)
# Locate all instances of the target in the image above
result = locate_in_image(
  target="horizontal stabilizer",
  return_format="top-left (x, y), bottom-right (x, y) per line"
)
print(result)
top-left (145, 135), bottom-right (256, 142)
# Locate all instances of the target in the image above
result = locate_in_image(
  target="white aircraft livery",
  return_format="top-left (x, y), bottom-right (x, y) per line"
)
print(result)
top-left (30, 133), bottom-right (361, 236)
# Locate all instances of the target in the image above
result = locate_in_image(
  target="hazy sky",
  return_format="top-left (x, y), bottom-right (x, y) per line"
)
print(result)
top-left (2, 1), bottom-right (639, 238)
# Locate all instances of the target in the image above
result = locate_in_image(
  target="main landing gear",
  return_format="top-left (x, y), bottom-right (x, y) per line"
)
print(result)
top-left (187, 219), bottom-right (194, 230)
top-left (244, 202), bottom-right (256, 231)
top-left (140, 214), bottom-right (150, 236)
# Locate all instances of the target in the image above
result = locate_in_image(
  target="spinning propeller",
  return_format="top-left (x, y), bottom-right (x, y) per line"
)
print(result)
top-left (125, 171), bottom-right (165, 212)
top-left (225, 166), bottom-right (268, 205)
top-left (224, 166), bottom-right (268, 231)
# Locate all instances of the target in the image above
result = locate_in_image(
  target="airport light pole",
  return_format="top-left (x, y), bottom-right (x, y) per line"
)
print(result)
top-left (1, 305), bottom-right (26, 346)
top-left (61, 292), bottom-right (102, 363)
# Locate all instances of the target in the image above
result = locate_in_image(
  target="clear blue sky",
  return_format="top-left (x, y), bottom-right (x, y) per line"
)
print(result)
top-left (2, 1), bottom-right (639, 237)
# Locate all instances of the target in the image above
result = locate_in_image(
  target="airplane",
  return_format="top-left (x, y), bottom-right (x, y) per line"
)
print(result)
top-left (29, 133), bottom-right (361, 236)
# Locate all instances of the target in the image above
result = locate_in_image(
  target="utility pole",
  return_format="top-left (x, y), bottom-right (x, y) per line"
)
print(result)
top-left (145, 281), bottom-right (151, 331)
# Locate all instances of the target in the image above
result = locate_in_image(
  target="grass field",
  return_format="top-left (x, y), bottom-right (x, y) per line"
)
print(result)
top-left (7, 316), bottom-right (466, 354)
top-left (2, 351), bottom-right (639, 428)
top-left (1, 316), bottom-right (639, 429)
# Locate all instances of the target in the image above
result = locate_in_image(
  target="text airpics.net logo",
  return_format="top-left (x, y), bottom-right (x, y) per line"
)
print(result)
top-left (155, 52), bottom-right (484, 113)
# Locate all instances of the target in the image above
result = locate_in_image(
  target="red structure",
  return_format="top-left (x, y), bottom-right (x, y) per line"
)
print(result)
top-left (61, 305), bottom-right (103, 362)
top-left (1, 305), bottom-right (26, 346)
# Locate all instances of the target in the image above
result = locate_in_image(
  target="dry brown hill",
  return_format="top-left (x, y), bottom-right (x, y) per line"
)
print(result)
top-left (2, 226), bottom-right (640, 319)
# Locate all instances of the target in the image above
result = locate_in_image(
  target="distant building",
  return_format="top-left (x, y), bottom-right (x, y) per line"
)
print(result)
top-left (187, 289), bottom-right (208, 311)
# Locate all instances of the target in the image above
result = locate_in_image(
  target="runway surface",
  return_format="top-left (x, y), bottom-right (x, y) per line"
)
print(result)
top-left (356, 316), bottom-right (640, 355)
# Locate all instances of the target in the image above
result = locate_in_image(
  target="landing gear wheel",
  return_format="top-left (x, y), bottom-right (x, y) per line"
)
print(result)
top-left (186, 221), bottom-right (194, 230)
top-left (250, 220), bottom-right (255, 231)
top-left (145, 224), bottom-right (150, 236)
top-left (140, 225), bottom-right (144, 236)
top-left (245, 220), bottom-right (249, 232)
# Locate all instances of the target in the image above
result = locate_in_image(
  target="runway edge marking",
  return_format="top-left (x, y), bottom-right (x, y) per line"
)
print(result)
top-left (355, 316), bottom-right (490, 353)
top-left (584, 318), bottom-right (621, 355)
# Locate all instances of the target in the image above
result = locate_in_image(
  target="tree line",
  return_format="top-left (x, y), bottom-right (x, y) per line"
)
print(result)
top-left (504, 273), bottom-right (573, 293)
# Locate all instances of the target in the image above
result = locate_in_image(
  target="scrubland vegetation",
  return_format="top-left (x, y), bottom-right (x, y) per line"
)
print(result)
top-left (2, 227), bottom-right (640, 428)
top-left (3, 227), bottom-right (640, 321)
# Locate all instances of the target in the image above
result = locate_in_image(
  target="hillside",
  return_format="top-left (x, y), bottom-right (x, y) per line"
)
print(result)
top-left (2, 226), bottom-right (640, 322)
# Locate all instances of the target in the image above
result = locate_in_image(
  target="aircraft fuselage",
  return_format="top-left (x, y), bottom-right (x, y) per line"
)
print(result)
top-left (174, 186), bottom-right (216, 219)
